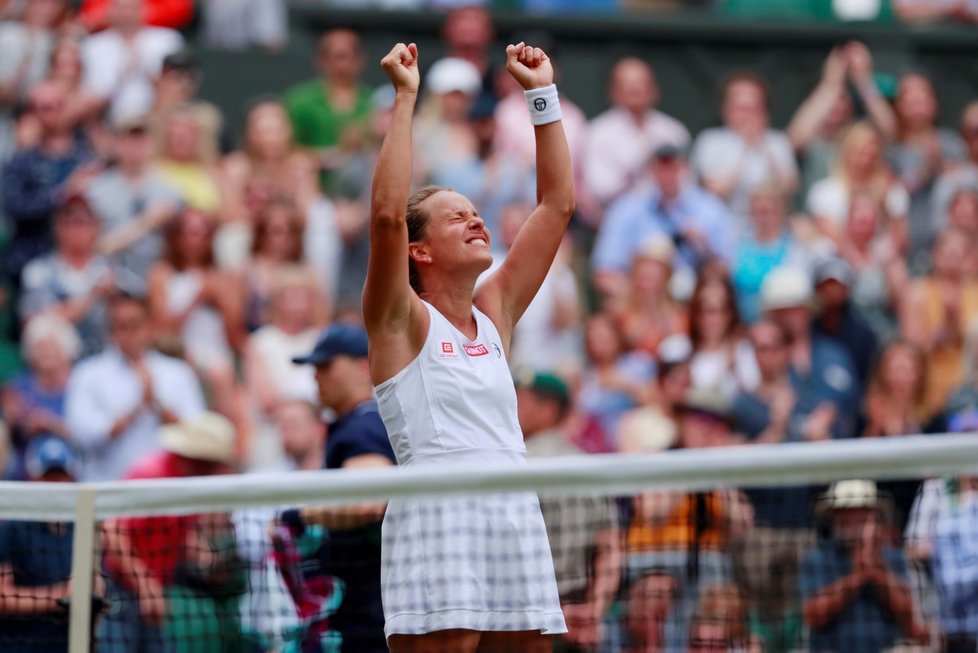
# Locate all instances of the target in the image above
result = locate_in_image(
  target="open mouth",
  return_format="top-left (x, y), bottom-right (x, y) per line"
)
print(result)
top-left (467, 237), bottom-right (488, 247)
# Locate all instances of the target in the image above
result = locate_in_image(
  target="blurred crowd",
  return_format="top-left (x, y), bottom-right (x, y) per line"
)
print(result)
top-left (2, 1), bottom-right (978, 653)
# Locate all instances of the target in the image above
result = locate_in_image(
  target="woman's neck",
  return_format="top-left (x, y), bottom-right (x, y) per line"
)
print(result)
top-left (420, 279), bottom-right (478, 337)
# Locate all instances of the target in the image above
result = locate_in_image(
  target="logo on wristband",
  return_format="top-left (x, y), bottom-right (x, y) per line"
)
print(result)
top-left (533, 98), bottom-right (547, 112)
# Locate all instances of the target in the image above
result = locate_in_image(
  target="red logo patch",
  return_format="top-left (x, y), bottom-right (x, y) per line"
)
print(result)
top-left (464, 343), bottom-right (489, 357)
top-left (441, 342), bottom-right (454, 354)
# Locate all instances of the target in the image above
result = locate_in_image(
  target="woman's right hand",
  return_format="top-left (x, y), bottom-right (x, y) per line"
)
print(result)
top-left (380, 43), bottom-right (420, 95)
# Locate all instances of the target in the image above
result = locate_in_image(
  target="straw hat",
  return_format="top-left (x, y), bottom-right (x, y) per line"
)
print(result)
top-left (159, 412), bottom-right (236, 464)
top-left (821, 479), bottom-right (879, 510)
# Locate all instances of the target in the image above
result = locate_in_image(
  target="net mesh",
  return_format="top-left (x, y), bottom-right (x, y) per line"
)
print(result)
top-left (1, 434), bottom-right (977, 653)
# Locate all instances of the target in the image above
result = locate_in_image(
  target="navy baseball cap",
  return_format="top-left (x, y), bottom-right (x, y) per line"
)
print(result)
top-left (24, 435), bottom-right (79, 480)
top-left (292, 323), bottom-right (369, 365)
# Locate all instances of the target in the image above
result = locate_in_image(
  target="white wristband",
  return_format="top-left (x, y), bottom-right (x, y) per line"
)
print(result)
top-left (524, 84), bottom-right (561, 126)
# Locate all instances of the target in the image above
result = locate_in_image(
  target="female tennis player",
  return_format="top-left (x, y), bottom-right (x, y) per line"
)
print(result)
top-left (364, 41), bottom-right (574, 653)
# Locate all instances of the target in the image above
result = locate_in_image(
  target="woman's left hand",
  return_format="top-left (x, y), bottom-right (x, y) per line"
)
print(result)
top-left (505, 42), bottom-right (554, 91)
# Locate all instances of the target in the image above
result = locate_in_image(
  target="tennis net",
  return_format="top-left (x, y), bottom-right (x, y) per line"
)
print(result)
top-left (1, 433), bottom-right (977, 653)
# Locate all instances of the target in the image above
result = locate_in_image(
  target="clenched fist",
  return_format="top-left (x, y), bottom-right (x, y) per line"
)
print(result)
top-left (381, 42), bottom-right (420, 94)
top-left (506, 42), bottom-right (554, 91)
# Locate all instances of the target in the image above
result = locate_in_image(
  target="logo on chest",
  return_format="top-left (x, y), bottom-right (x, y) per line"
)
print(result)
top-left (438, 341), bottom-right (459, 359)
top-left (463, 343), bottom-right (490, 357)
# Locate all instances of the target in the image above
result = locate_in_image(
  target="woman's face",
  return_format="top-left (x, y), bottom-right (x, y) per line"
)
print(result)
top-left (749, 191), bottom-right (785, 235)
top-left (438, 90), bottom-right (475, 123)
top-left (882, 345), bottom-right (919, 400)
top-left (260, 206), bottom-right (299, 260)
top-left (274, 286), bottom-right (313, 328)
top-left (49, 41), bottom-right (81, 84)
top-left (30, 336), bottom-right (69, 377)
top-left (411, 191), bottom-right (492, 279)
top-left (176, 211), bottom-right (212, 264)
top-left (630, 257), bottom-right (670, 297)
top-left (934, 233), bottom-right (969, 279)
top-left (585, 315), bottom-right (622, 365)
top-left (844, 132), bottom-right (880, 179)
top-left (950, 192), bottom-right (978, 234)
top-left (164, 115), bottom-right (200, 162)
top-left (846, 196), bottom-right (880, 243)
top-left (696, 285), bottom-right (734, 345)
top-left (723, 80), bottom-right (767, 136)
top-left (897, 75), bottom-right (938, 129)
top-left (247, 104), bottom-right (292, 159)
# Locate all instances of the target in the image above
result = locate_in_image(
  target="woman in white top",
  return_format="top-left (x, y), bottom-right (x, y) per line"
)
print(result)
top-left (364, 42), bottom-right (574, 652)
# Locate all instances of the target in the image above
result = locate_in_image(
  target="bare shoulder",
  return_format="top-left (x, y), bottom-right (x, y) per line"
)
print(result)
top-left (367, 294), bottom-right (431, 386)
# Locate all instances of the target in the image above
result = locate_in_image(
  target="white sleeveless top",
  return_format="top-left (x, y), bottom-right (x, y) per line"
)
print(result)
top-left (375, 301), bottom-right (524, 467)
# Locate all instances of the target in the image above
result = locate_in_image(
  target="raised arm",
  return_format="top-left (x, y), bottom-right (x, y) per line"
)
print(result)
top-left (476, 43), bottom-right (575, 342)
top-left (362, 43), bottom-right (422, 336)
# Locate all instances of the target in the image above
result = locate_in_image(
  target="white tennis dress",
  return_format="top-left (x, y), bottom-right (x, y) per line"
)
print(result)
top-left (375, 300), bottom-right (567, 638)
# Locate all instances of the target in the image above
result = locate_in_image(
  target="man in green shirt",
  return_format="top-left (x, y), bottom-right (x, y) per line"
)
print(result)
top-left (285, 29), bottom-right (374, 196)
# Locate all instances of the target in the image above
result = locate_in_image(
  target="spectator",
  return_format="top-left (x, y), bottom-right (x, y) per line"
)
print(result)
top-left (625, 388), bottom-right (753, 653)
top-left (618, 334), bottom-right (693, 454)
top-left (239, 196), bottom-right (327, 332)
top-left (482, 201), bottom-right (581, 374)
top-left (862, 340), bottom-right (933, 533)
top-left (285, 29), bottom-right (373, 195)
top-left (440, 5), bottom-right (497, 99)
top-left (147, 208), bottom-right (243, 420)
top-left (576, 312), bottom-right (653, 453)
top-left (149, 51), bottom-right (225, 164)
top-left (942, 188), bottom-right (978, 278)
top-left (932, 101), bottom-right (978, 232)
top-left (800, 480), bottom-right (929, 653)
top-left (812, 255), bottom-right (881, 384)
top-left (688, 584), bottom-right (761, 653)
top-left (0, 435), bottom-right (82, 653)
top-left (414, 57), bottom-right (482, 182)
top-left (1, 314), bottom-right (77, 480)
top-left (1, 79), bottom-right (96, 286)
top-left (732, 184), bottom-right (809, 324)
top-left (890, 72), bottom-right (966, 263)
top-left (65, 292), bottom-right (205, 481)
top-left (624, 569), bottom-right (676, 653)
top-left (902, 228), bottom-right (978, 418)
top-left (930, 476), bottom-right (978, 653)
top-left (100, 412), bottom-right (243, 653)
top-left (692, 72), bottom-right (798, 219)
top-left (941, 322), bottom-right (978, 432)
top-left (201, 0), bottom-right (287, 51)
top-left (582, 57), bottom-right (690, 206)
top-left (46, 38), bottom-right (104, 137)
top-left (80, 0), bottom-right (184, 123)
top-left (154, 105), bottom-right (221, 212)
top-left (516, 370), bottom-right (622, 653)
top-left (286, 323), bottom-right (395, 653)
top-left (79, 0), bottom-right (194, 31)
top-left (18, 195), bottom-right (114, 356)
top-left (731, 319), bottom-right (828, 652)
top-left (828, 194), bottom-right (907, 343)
top-left (592, 144), bottom-right (733, 299)
top-left (688, 275), bottom-right (758, 397)
top-left (87, 115), bottom-right (182, 295)
top-left (613, 234), bottom-right (685, 356)
top-left (806, 121), bottom-right (909, 249)
top-left (275, 399), bottom-right (325, 473)
top-left (219, 99), bottom-right (341, 293)
top-left (788, 43), bottom-right (897, 193)
top-left (243, 267), bottom-right (322, 470)
top-left (761, 266), bottom-right (861, 439)
top-left (0, 0), bottom-right (69, 163)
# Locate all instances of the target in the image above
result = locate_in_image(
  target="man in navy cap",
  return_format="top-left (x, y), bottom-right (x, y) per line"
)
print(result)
top-left (0, 436), bottom-right (81, 653)
top-left (281, 323), bottom-right (395, 653)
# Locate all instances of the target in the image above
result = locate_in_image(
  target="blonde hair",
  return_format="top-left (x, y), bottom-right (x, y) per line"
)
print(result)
top-left (834, 121), bottom-right (886, 196)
